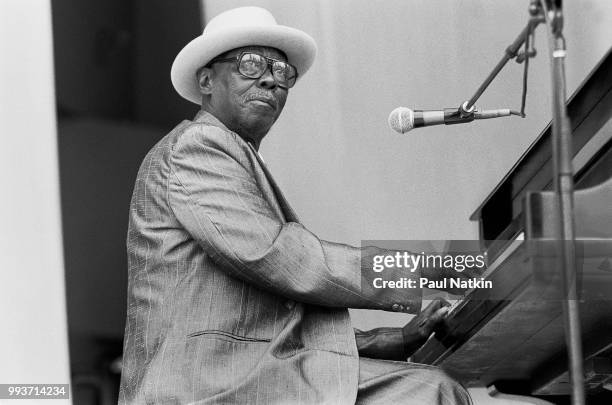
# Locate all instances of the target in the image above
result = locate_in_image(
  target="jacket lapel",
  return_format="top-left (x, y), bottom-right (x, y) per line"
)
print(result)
top-left (192, 110), bottom-right (301, 224)
top-left (247, 142), bottom-right (301, 224)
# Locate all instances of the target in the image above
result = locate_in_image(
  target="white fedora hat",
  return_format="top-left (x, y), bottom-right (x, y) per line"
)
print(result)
top-left (171, 6), bottom-right (317, 104)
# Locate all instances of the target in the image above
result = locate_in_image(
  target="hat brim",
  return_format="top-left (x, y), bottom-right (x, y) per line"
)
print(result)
top-left (171, 25), bottom-right (317, 104)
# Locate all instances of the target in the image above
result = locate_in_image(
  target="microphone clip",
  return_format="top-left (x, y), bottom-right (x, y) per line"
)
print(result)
top-left (455, 101), bottom-right (476, 122)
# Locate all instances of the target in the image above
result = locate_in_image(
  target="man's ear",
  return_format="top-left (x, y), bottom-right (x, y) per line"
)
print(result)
top-left (197, 67), bottom-right (214, 95)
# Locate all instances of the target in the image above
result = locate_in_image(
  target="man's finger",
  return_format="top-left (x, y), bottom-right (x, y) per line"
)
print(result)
top-left (421, 298), bottom-right (451, 316)
top-left (432, 306), bottom-right (449, 321)
top-left (417, 305), bottom-right (449, 329)
top-left (434, 297), bottom-right (451, 308)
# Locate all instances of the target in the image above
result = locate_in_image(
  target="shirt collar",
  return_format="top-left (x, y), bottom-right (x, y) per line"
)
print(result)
top-left (192, 109), bottom-right (230, 131)
top-left (192, 109), bottom-right (260, 151)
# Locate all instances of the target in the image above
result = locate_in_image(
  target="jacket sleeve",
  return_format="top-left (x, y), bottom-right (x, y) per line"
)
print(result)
top-left (354, 328), bottom-right (407, 360)
top-left (168, 126), bottom-right (421, 313)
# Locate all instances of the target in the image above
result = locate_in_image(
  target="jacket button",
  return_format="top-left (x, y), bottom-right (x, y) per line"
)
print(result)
top-left (392, 303), bottom-right (404, 312)
top-left (284, 300), bottom-right (295, 310)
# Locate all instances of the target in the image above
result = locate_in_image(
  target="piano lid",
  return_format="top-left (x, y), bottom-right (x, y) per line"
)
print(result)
top-left (470, 47), bottom-right (612, 243)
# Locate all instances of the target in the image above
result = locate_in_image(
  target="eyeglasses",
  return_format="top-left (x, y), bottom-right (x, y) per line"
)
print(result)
top-left (208, 52), bottom-right (298, 89)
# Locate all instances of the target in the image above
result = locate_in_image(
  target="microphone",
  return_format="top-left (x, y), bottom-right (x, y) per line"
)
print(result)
top-left (388, 107), bottom-right (515, 134)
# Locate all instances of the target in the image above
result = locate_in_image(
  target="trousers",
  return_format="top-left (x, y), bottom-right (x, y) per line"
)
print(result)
top-left (356, 357), bottom-right (471, 405)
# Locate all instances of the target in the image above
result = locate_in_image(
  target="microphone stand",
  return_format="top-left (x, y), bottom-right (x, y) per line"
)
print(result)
top-left (457, 6), bottom-right (544, 117)
top-left (541, 1), bottom-right (585, 404)
top-left (455, 1), bottom-right (585, 403)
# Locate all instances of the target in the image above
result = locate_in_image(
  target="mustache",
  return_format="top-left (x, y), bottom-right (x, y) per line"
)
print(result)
top-left (244, 92), bottom-right (278, 108)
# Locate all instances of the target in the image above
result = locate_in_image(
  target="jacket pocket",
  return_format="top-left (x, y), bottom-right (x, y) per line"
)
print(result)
top-left (186, 329), bottom-right (271, 343)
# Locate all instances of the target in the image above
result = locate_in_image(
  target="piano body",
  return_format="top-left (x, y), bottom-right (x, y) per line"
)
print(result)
top-left (412, 48), bottom-right (612, 399)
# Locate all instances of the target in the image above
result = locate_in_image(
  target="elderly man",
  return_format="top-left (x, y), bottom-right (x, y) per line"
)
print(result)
top-left (119, 7), bottom-right (470, 405)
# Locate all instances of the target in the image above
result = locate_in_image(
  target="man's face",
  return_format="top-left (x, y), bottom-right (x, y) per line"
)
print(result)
top-left (203, 46), bottom-right (289, 143)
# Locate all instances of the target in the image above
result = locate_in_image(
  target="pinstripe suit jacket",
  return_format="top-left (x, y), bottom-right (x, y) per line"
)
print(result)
top-left (119, 110), bottom-right (421, 404)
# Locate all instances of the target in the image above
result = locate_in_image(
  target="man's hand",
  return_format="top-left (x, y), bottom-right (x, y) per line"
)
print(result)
top-left (402, 298), bottom-right (450, 357)
top-left (354, 298), bottom-right (451, 361)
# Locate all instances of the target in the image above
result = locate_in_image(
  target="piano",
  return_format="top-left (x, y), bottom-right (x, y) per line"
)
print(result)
top-left (411, 48), bottom-right (612, 401)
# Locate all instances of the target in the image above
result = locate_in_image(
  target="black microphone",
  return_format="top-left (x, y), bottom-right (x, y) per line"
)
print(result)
top-left (388, 107), bottom-right (515, 134)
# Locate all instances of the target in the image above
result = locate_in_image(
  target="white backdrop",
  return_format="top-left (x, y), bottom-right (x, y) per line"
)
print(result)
top-left (0, 0), bottom-right (71, 403)
top-left (202, 0), bottom-right (612, 329)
